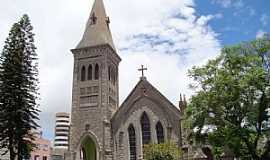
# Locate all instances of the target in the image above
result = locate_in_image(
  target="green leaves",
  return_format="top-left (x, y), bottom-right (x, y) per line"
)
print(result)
top-left (143, 142), bottom-right (181, 160)
top-left (186, 36), bottom-right (270, 159)
top-left (0, 14), bottom-right (40, 160)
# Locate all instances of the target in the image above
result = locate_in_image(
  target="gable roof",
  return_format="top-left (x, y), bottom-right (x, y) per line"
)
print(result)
top-left (76, 0), bottom-right (116, 50)
top-left (111, 77), bottom-right (181, 134)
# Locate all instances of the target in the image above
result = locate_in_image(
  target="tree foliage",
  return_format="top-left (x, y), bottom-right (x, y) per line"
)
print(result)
top-left (0, 14), bottom-right (40, 160)
top-left (186, 36), bottom-right (270, 160)
top-left (143, 142), bottom-right (181, 160)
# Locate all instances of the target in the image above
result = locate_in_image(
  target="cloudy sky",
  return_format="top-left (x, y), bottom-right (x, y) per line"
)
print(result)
top-left (0, 0), bottom-right (269, 140)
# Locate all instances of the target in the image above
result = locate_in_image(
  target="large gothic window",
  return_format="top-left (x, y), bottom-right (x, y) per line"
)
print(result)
top-left (81, 66), bottom-right (86, 81)
top-left (88, 64), bottom-right (93, 80)
top-left (128, 124), bottom-right (137, 160)
top-left (141, 112), bottom-right (151, 145)
top-left (156, 121), bottom-right (164, 144)
top-left (94, 64), bottom-right (99, 80)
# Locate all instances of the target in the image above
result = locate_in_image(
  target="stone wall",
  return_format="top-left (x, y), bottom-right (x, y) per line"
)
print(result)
top-left (113, 98), bottom-right (180, 160)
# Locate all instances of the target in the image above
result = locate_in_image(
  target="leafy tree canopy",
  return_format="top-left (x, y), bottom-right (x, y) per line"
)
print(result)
top-left (186, 35), bottom-right (270, 160)
top-left (144, 142), bottom-right (181, 160)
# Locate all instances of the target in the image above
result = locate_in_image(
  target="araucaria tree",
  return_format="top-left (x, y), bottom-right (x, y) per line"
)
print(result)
top-left (0, 15), bottom-right (40, 160)
top-left (186, 36), bottom-right (270, 160)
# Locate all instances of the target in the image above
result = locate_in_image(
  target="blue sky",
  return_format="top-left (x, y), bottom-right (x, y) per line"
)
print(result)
top-left (0, 0), bottom-right (269, 140)
top-left (195, 0), bottom-right (269, 45)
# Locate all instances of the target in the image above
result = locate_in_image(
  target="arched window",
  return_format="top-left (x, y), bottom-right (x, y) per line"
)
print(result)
top-left (128, 124), bottom-right (137, 160)
top-left (108, 66), bottom-right (111, 81)
top-left (112, 68), bottom-right (115, 85)
top-left (81, 66), bottom-right (86, 81)
top-left (94, 64), bottom-right (99, 80)
top-left (141, 112), bottom-right (151, 145)
top-left (108, 66), bottom-right (117, 85)
top-left (88, 64), bottom-right (92, 80)
top-left (115, 68), bottom-right (118, 84)
top-left (156, 121), bottom-right (164, 144)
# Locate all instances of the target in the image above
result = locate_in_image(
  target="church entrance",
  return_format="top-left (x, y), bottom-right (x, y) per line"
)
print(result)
top-left (80, 137), bottom-right (97, 160)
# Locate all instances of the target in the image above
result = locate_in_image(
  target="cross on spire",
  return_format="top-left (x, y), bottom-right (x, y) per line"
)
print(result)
top-left (90, 12), bottom-right (97, 25)
top-left (138, 65), bottom-right (147, 77)
top-left (76, 0), bottom-right (116, 50)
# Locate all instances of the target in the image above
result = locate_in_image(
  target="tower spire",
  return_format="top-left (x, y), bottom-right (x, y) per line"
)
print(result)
top-left (76, 0), bottom-right (116, 50)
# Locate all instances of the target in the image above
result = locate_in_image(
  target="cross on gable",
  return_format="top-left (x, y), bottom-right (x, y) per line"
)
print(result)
top-left (138, 65), bottom-right (147, 77)
top-left (90, 12), bottom-right (97, 25)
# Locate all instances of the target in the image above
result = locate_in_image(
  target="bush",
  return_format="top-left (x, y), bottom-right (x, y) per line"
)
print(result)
top-left (144, 142), bottom-right (181, 160)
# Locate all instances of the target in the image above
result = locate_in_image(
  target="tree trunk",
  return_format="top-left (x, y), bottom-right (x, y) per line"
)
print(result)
top-left (17, 141), bottom-right (22, 160)
top-left (9, 147), bottom-right (16, 160)
top-left (8, 132), bottom-right (16, 160)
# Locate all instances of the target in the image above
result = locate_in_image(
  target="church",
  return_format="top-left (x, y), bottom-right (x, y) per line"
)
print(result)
top-left (64, 0), bottom-right (186, 160)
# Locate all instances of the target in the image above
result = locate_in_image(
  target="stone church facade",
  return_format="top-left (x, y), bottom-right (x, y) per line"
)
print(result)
top-left (64, 0), bottom-right (184, 160)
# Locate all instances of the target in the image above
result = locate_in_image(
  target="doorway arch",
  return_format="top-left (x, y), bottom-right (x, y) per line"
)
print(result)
top-left (80, 137), bottom-right (97, 160)
top-left (77, 132), bottom-right (100, 160)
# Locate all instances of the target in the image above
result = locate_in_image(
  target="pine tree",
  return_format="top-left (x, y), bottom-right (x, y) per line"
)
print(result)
top-left (0, 14), bottom-right (40, 160)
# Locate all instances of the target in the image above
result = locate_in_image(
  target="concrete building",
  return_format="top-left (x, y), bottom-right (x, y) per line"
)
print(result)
top-left (54, 113), bottom-right (70, 149)
top-left (0, 130), bottom-right (51, 160)
top-left (52, 113), bottom-right (70, 160)
top-left (31, 130), bottom-right (51, 160)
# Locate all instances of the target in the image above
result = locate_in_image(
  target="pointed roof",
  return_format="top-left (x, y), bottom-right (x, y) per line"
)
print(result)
top-left (111, 77), bottom-right (181, 134)
top-left (76, 0), bottom-right (116, 50)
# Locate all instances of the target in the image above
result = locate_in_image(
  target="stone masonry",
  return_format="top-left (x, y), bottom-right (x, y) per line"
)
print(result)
top-left (64, 0), bottom-right (182, 160)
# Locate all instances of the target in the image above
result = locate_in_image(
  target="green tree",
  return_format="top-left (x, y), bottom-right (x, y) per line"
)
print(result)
top-left (186, 36), bottom-right (270, 160)
top-left (0, 14), bottom-right (40, 160)
top-left (144, 142), bottom-right (181, 160)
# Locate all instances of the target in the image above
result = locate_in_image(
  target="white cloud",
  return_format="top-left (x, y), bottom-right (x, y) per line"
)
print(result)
top-left (256, 30), bottom-right (267, 39)
top-left (212, 0), bottom-right (232, 8)
top-left (260, 14), bottom-right (269, 26)
top-left (211, 0), bottom-right (244, 8)
top-left (248, 7), bottom-right (256, 16)
top-left (214, 13), bottom-right (224, 19)
top-left (233, 0), bottom-right (244, 8)
top-left (0, 0), bottom-right (221, 140)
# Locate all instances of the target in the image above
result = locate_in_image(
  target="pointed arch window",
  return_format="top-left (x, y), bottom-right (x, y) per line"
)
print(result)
top-left (109, 66), bottom-right (116, 85)
top-left (128, 124), bottom-right (137, 160)
top-left (115, 68), bottom-right (118, 84)
top-left (108, 66), bottom-right (111, 81)
top-left (95, 64), bottom-right (99, 80)
top-left (141, 112), bottom-right (151, 145)
top-left (88, 64), bottom-right (93, 80)
top-left (81, 66), bottom-right (86, 81)
top-left (112, 68), bottom-right (115, 85)
top-left (156, 121), bottom-right (164, 144)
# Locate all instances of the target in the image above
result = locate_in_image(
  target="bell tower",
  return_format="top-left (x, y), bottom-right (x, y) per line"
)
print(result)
top-left (66, 0), bottom-right (121, 159)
